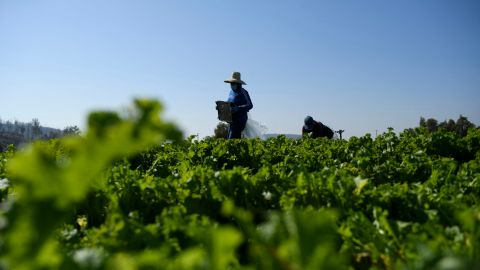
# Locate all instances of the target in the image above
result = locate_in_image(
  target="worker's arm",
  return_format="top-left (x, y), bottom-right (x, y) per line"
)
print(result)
top-left (235, 89), bottom-right (253, 112)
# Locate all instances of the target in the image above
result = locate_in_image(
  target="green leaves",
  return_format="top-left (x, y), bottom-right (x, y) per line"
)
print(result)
top-left (1, 99), bottom-right (182, 269)
top-left (1, 109), bottom-right (479, 269)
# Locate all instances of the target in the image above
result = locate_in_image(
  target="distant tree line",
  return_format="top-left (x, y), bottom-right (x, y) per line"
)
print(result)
top-left (418, 115), bottom-right (476, 137)
top-left (214, 122), bottom-right (229, 139)
top-left (0, 118), bottom-right (80, 151)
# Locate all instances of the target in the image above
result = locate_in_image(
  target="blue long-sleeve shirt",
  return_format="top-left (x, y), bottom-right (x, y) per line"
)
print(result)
top-left (227, 88), bottom-right (253, 124)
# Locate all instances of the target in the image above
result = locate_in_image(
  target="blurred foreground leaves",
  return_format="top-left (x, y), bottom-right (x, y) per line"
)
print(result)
top-left (0, 100), bottom-right (479, 269)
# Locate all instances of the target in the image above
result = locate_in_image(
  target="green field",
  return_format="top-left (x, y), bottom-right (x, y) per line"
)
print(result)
top-left (1, 100), bottom-right (479, 270)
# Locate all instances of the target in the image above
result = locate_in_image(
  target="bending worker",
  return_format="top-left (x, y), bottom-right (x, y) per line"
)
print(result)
top-left (302, 116), bottom-right (334, 139)
top-left (224, 72), bottom-right (253, 139)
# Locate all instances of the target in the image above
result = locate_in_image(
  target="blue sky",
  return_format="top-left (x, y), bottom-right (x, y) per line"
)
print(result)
top-left (1, 0), bottom-right (479, 138)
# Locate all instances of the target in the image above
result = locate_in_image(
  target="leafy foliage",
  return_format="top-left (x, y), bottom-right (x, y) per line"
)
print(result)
top-left (0, 101), bottom-right (479, 269)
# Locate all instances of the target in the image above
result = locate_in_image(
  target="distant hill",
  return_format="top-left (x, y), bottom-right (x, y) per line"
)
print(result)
top-left (264, 133), bottom-right (343, 140)
top-left (264, 134), bottom-right (302, 139)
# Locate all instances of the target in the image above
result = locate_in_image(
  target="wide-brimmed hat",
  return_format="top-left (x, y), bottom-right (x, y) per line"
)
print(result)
top-left (224, 71), bottom-right (247, 85)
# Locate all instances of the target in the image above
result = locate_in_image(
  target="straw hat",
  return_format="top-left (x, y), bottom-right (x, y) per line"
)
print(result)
top-left (224, 71), bottom-right (247, 85)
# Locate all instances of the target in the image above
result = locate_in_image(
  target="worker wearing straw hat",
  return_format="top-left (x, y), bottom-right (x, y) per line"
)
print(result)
top-left (224, 71), bottom-right (253, 139)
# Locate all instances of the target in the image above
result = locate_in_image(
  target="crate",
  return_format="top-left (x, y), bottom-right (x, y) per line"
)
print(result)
top-left (215, 101), bottom-right (232, 123)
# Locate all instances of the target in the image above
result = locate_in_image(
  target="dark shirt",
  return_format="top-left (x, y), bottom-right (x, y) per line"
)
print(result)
top-left (302, 121), bottom-right (334, 139)
top-left (227, 88), bottom-right (253, 124)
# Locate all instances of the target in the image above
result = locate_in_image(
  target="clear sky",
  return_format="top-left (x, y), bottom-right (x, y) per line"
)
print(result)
top-left (1, 0), bottom-right (479, 138)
